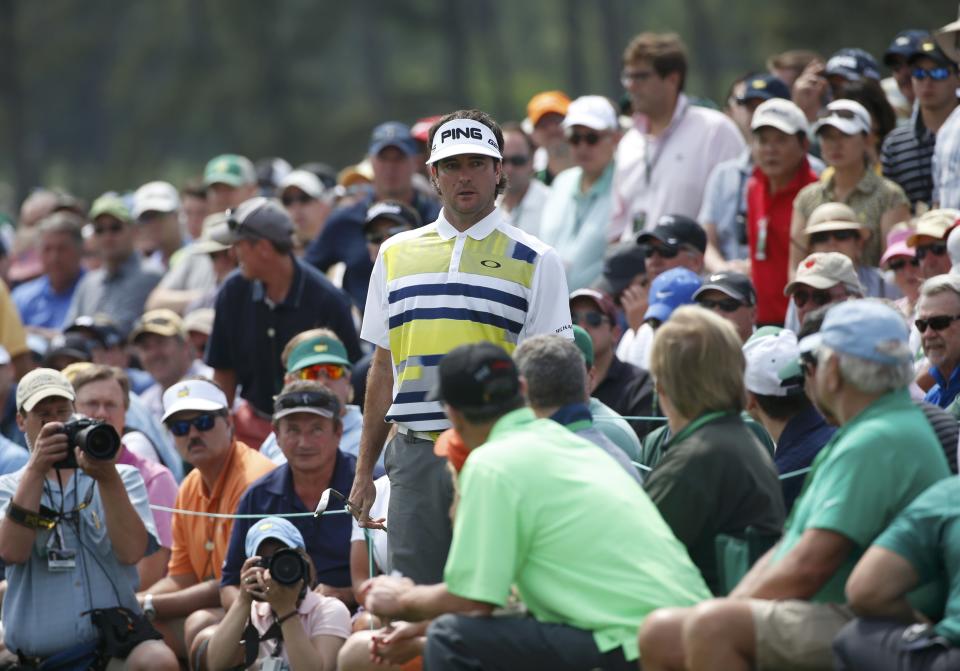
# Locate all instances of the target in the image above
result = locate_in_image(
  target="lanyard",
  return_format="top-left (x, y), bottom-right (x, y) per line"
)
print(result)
top-left (643, 102), bottom-right (689, 187)
top-left (665, 411), bottom-right (729, 449)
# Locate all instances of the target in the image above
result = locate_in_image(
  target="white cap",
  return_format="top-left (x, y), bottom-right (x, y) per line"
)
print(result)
top-left (743, 330), bottom-right (801, 397)
top-left (812, 99), bottom-right (872, 136)
top-left (949, 225), bottom-right (960, 274)
top-left (278, 170), bottom-right (324, 200)
top-left (562, 95), bottom-right (619, 131)
top-left (161, 378), bottom-right (228, 422)
top-left (16, 368), bottom-right (75, 413)
top-left (426, 119), bottom-right (502, 165)
top-left (751, 98), bottom-right (808, 136)
top-left (132, 181), bottom-right (180, 219)
top-left (0, 346), bottom-right (9, 366)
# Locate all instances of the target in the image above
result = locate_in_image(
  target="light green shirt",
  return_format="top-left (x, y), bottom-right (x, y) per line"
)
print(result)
top-left (444, 408), bottom-right (710, 661)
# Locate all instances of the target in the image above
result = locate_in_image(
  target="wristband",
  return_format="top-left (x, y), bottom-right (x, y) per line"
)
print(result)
top-left (5, 502), bottom-right (57, 530)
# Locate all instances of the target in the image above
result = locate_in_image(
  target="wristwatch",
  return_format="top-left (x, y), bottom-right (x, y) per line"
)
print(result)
top-left (142, 594), bottom-right (157, 621)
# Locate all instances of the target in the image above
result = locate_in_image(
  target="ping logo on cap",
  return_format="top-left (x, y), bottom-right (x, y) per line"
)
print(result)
top-left (438, 126), bottom-right (484, 145)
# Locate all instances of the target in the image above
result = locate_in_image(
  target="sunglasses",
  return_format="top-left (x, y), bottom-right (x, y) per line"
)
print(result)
top-left (915, 242), bottom-right (948, 260)
top-left (502, 155), bottom-right (530, 167)
top-left (274, 390), bottom-right (340, 414)
top-left (697, 297), bottom-right (743, 312)
top-left (168, 412), bottom-right (220, 437)
top-left (792, 288), bottom-right (840, 309)
top-left (915, 314), bottom-right (960, 333)
top-left (888, 257), bottom-right (919, 271)
top-left (294, 363), bottom-right (348, 381)
top-left (567, 132), bottom-right (602, 146)
top-left (281, 193), bottom-right (315, 207)
top-left (365, 226), bottom-right (408, 245)
top-left (621, 70), bottom-right (654, 86)
top-left (644, 245), bottom-right (680, 259)
top-left (809, 229), bottom-right (860, 245)
top-left (912, 67), bottom-right (952, 81)
top-left (571, 311), bottom-right (609, 327)
top-left (94, 222), bottom-right (125, 236)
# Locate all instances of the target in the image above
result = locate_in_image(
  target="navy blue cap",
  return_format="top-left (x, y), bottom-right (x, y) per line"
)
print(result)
top-left (737, 74), bottom-right (791, 103)
top-left (908, 37), bottom-right (957, 68)
top-left (884, 29), bottom-right (930, 65)
top-left (369, 122), bottom-right (416, 157)
top-left (825, 48), bottom-right (881, 82)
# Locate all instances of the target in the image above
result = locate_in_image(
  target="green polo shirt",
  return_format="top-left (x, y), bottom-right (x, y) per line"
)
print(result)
top-left (639, 411), bottom-right (775, 471)
top-left (444, 408), bottom-right (710, 662)
top-left (771, 389), bottom-right (950, 603)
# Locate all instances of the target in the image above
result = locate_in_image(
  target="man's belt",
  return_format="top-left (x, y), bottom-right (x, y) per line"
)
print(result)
top-left (397, 426), bottom-right (442, 442)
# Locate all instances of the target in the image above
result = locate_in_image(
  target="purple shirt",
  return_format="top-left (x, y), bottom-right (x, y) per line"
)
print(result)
top-left (118, 443), bottom-right (177, 548)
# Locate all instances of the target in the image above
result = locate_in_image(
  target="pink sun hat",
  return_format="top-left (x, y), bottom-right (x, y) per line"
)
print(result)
top-left (879, 227), bottom-right (915, 268)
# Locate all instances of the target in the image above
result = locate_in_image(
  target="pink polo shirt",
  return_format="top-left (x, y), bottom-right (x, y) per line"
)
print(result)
top-left (249, 591), bottom-right (351, 664)
top-left (117, 441), bottom-right (177, 548)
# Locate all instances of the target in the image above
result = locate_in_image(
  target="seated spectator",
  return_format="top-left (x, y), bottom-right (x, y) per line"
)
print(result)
top-left (41, 331), bottom-right (94, 370)
top-left (131, 309), bottom-right (212, 422)
top-left (527, 90), bottom-right (573, 185)
top-left (643, 306), bottom-right (785, 593)
top-left (69, 363), bottom-right (178, 590)
top-left (139, 378), bottom-right (275, 662)
top-left (917, 274), bottom-right (960, 407)
top-left (908, 208), bottom-right (958, 279)
top-left (743, 328), bottom-right (835, 512)
top-left (279, 169), bottom-right (333, 255)
top-left (569, 289), bottom-right (656, 440)
top-left (834, 477), bottom-right (960, 669)
top-left (132, 181), bottom-right (185, 270)
top-left (595, 241), bottom-right (648, 338)
top-left (203, 153), bottom-right (259, 214)
top-left (0, 368), bottom-right (177, 669)
top-left (183, 307), bottom-right (215, 355)
top-left (64, 314), bottom-right (154, 393)
top-left (640, 300), bottom-right (950, 671)
top-left (340, 342), bottom-right (710, 671)
top-left (205, 518), bottom-right (349, 671)
top-left (881, 227), bottom-right (921, 317)
top-left (180, 180), bottom-right (208, 242)
top-left (362, 200), bottom-right (420, 263)
top-left (623, 266), bottom-right (702, 371)
top-left (348, 474), bottom-right (391, 613)
top-left (498, 122), bottom-right (551, 237)
top-left (693, 271), bottom-right (757, 342)
top-left (784, 252), bottom-right (864, 332)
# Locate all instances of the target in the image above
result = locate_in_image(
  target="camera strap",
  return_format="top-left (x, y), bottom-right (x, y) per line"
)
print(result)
top-left (241, 610), bottom-right (298, 667)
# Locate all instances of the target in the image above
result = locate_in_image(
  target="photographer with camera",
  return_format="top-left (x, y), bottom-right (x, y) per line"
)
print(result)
top-left (205, 517), bottom-right (350, 671)
top-left (0, 368), bottom-right (177, 669)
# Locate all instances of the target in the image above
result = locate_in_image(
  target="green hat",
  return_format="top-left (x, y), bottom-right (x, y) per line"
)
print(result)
top-left (571, 325), bottom-right (594, 368)
top-left (746, 325), bottom-right (784, 345)
top-left (286, 334), bottom-right (351, 372)
top-left (203, 154), bottom-right (256, 188)
top-left (89, 194), bottom-right (132, 224)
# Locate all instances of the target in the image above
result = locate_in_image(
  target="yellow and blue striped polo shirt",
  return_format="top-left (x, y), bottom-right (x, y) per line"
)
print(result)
top-left (361, 208), bottom-right (573, 433)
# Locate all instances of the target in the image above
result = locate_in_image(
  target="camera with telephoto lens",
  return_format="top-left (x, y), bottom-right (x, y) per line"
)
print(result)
top-left (258, 547), bottom-right (308, 587)
top-left (54, 415), bottom-right (121, 470)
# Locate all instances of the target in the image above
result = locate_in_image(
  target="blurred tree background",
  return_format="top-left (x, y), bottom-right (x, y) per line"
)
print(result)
top-left (0, 0), bottom-right (955, 213)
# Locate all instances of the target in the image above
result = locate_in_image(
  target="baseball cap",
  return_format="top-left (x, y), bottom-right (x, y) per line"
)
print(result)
top-left (204, 154), bottom-right (256, 188)
top-left (784, 252), bottom-right (862, 295)
top-left (907, 209), bottom-right (960, 246)
top-left (693, 271), bottom-right (756, 306)
top-left (738, 74), bottom-right (791, 103)
top-left (527, 91), bottom-right (571, 127)
top-left (89, 194), bottom-right (132, 224)
top-left (369, 121), bottom-right (416, 157)
top-left (562, 96), bottom-right (619, 132)
top-left (214, 197), bottom-right (294, 247)
top-left (411, 116), bottom-right (443, 144)
top-left (751, 98), bottom-right (808, 136)
top-left (743, 329), bottom-right (804, 397)
top-left (130, 309), bottom-right (186, 344)
top-left (256, 157), bottom-right (292, 191)
top-left (571, 325), bottom-right (595, 368)
top-left (16, 368), bottom-right (76, 413)
top-left (244, 517), bottom-right (305, 558)
top-left (569, 288), bottom-right (617, 324)
top-left (798, 299), bottom-right (910, 365)
top-left (272, 386), bottom-right (341, 422)
top-left (885, 29), bottom-right (930, 65)
top-left (183, 308), bottom-right (215, 336)
top-left (426, 118), bottom-right (503, 165)
top-left (132, 181), bottom-right (180, 219)
top-left (880, 228), bottom-right (915, 268)
top-left (278, 170), bottom-right (324, 200)
top-left (637, 214), bottom-right (707, 254)
top-left (65, 315), bottom-right (124, 349)
top-left (803, 202), bottom-right (870, 241)
top-left (949, 226), bottom-right (960, 273)
top-left (161, 378), bottom-right (228, 422)
top-left (426, 342), bottom-right (521, 410)
top-left (363, 200), bottom-right (422, 234)
top-left (908, 37), bottom-right (955, 68)
top-left (190, 212), bottom-right (232, 255)
top-left (286, 334), bottom-right (351, 372)
top-left (41, 334), bottom-right (94, 367)
top-left (596, 242), bottom-right (645, 297)
top-left (812, 99), bottom-right (872, 137)
top-left (643, 267), bottom-right (702, 324)
top-left (824, 48), bottom-right (881, 82)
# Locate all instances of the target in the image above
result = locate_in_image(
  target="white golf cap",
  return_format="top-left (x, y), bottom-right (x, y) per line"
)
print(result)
top-left (743, 329), bottom-right (802, 397)
top-left (132, 181), bottom-right (180, 219)
top-left (161, 378), bottom-right (228, 422)
top-left (426, 118), bottom-right (502, 165)
top-left (562, 95), bottom-right (619, 131)
top-left (812, 99), bottom-right (872, 136)
top-left (278, 170), bottom-right (324, 200)
top-left (751, 98), bottom-right (808, 136)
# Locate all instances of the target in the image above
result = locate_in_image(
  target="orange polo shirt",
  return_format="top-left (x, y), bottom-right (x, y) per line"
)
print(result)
top-left (167, 440), bottom-right (276, 581)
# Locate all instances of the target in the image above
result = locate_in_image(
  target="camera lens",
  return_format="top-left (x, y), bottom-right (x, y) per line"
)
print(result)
top-left (77, 423), bottom-right (121, 460)
top-left (269, 549), bottom-right (304, 586)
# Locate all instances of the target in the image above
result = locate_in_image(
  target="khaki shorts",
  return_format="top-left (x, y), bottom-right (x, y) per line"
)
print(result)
top-left (749, 599), bottom-right (853, 671)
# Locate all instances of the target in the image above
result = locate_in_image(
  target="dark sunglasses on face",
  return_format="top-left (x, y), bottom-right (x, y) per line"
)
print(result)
top-left (567, 132), bottom-right (602, 146)
top-left (644, 245), bottom-right (680, 259)
top-left (502, 155), bottom-right (530, 167)
top-left (571, 311), bottom-right (609, 327)
top-left (915, 242), bottom-right (948, 260)
top-left (809, 229), bottom-right (861, 245)
top-left (912, 67), bottom-right (952, 81)
top-left (168, 412), bottom-right (220, 437)
top-left (281, 193), bottom-right (315, 207)
top-left (915, 314), bottom-right (960, 333)
top-left (697, 297), bottom-right (743, 313)
top-left (888, 257), bottom-right (919, 271)
top-left (94, 222), bottom-right (124, 236)
top-left (792, 288), bottom-right (839, 308)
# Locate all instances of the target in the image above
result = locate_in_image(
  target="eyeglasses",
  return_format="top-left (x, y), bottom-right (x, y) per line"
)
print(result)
top-left (888, 257), bottom-right (919, 272)
top-left (696, 297), bottom-right (743, 312)
top-left (621, 70), bottom-right (654, 87)
top-left (915, 314), bottom-right (960, 333)
top-left (94, 222), bottom-right (124, 236)
top-left (502, 155), bottom-right (530, 167)
top-left (912, 67), bottom-right (952, 81)
top-left (809, 229), bottom-right (860, 245)
top-left (644, 245), bottom-right (680, 259)
top-left (274, 391), bottom-right (339, 414)
top-left (168, 412), bottom-right (220, 437)
top-left (294, 363), bottom-right (348, 381)
top-left (800, 350), bottom-right (819, 377)
top-left (792, 287), bottom-right (841, 308)
top-left (571, 311), bottom-right (609, 327)
top-left (567, 132), bottom-right (602, 146)
top-left (915, 242), bottom-right (948, 260)
top-left (281, 194), bottom-right (315, 207)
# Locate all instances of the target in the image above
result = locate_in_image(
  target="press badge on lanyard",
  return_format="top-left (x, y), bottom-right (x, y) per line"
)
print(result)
top-left (261, 657), bottom-right (284, 671)
top-left (755, 217), bottom-right (769, 261)
top-left (47, 524), bottom-right (76, 571)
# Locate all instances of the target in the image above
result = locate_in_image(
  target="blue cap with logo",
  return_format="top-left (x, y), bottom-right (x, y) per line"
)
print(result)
top-left (245, 516), bottom-right (305, 558)
top-left (737, 73), bottom-right (791, 103)
top-left (369, 122), bottom-right (416, 157)
top-left (825, 48), bottom-right (881, 82)
top-left (798, 299), bottom-right (910, 364)
top-left (643, 267), bottom-right (702, 324)
top-left (884, 29), bottom-right (930, 65)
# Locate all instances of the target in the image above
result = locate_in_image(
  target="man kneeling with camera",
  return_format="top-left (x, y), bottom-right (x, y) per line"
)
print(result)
top-left (205, 516), bottom-right (350, 671)
top-left (0, 368), bottom-right (177, 670)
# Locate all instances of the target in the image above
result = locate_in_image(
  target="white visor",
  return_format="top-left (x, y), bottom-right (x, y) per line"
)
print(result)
top-left (426, 119), bottom-right (503, 165)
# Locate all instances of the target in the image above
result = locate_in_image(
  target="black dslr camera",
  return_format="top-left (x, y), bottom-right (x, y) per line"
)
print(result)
top-left (54, 415), bottom-right (121, 470)
top-left (258, 548), bottom-right (309, 587)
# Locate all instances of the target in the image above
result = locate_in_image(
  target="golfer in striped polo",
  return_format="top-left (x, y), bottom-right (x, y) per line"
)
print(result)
top-left (350, 109), bottom-right (573, 583)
